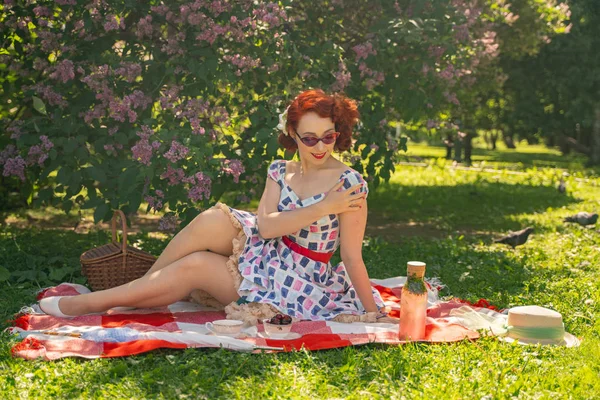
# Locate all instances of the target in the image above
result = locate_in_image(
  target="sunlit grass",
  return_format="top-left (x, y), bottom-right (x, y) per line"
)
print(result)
top-left (1, 144), bottom-right (599, 398)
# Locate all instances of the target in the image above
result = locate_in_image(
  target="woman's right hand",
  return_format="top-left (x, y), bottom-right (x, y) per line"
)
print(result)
top-left (319, 180), bottom-right (366, 215)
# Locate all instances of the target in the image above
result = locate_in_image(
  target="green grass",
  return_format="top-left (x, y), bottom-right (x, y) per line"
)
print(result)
top-left (1, 144), bottom-right (599, 399)
top-left (400, 140), bottom-right (598, 176)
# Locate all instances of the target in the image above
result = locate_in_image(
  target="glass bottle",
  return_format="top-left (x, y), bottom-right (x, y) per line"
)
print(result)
top-left (398, 261), bottom-right (428, 341)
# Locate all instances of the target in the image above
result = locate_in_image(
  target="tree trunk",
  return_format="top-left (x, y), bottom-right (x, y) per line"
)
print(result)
top-left (503, 134), bottom-right (516, 149)
top-left (464, 133), bottom-right (473, 165)
top-left (591, 105), bottom-right (600, 165)
top-left (444, 134), bottom-right (454, 159)
top-left (490, 131), bottom-right (498, 150)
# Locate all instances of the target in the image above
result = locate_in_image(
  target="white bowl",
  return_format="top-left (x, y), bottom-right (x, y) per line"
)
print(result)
top-left (206, 319), bottom-right (243, 335)
top-left (262, 318), bottom-right (293, 336)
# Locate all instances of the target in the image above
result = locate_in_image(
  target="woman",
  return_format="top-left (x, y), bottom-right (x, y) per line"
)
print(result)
top-left (40, 89), bottom-right (394, 324)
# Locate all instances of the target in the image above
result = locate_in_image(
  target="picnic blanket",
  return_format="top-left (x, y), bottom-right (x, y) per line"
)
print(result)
top-left (5, 277), bottom-right (499, 361)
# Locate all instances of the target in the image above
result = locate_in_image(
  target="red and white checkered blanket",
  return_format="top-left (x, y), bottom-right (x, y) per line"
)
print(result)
top-left (6, 277), bottom-right (495, 361)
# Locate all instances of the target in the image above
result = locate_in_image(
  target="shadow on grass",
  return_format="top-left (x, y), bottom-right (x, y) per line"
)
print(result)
top-left (401, 144), bottom-right (592, 169)
top-left (357, 235), bottom-right (534, 308)
top-left (366, 180), bottom-right (579, 241)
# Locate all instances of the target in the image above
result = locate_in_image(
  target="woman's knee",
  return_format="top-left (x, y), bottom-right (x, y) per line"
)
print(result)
top-left (188, 207), bottom-right (229, 235)
top-left (168, 251), bottom-right (206, 282)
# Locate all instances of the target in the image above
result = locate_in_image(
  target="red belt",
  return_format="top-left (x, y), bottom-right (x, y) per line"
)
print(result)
top-left (282, 235), bottom-right (333, 263)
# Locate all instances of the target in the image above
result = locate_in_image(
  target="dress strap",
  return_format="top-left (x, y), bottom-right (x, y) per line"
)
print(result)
top-left (267, 159), bottom-right (285, 188)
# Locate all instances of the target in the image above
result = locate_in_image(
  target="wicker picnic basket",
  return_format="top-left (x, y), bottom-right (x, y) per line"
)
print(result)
top-left (80, 210), bottom-right (157, 291)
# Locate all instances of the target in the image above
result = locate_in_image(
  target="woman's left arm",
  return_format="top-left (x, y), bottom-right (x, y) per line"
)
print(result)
top-left (339, 200), bottom-right (379, 313)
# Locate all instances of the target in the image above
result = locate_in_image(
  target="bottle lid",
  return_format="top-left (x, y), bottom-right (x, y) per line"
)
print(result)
top-left (407, 261), bottom-right (426, 278)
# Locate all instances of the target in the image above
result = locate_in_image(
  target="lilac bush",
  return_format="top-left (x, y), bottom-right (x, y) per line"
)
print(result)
top-left (0, 0), bottom-right (569, 230)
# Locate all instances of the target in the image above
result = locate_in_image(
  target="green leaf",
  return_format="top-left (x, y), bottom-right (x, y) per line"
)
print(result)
top-left (32, 96), bottom-right (47, 115)
top-left (49, 266), bottom-right (74, 281)
top-left (26, 190), bottom-right (33, 206)
top-left (94, 203), bottom-right (110, 224)
top-left (118, 166), bottom-right (139, 194)
top-left (85, 166), bottom-right (108, 183)
top-left (0, 266), bottom-right (10, 282)
top-left (81, 196), bottom-right (103, 210)
top-left (64, 139), bottom-right (78, 154)
top-left (62, 199), bottom-right (73, 214)
top-left (56, 166), bottom-right (71, 185)
top-left (13, 40), bottom-right (23, 55)
top-left (125, 191), bottom-right (142, 214)
top-left (266, 135), bottom-right (279, 156)
top-left (69, 170), bottom-right (82, 188)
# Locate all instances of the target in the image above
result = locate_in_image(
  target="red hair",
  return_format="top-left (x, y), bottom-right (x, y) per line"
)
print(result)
top-left (278, 89), bottom-right (360, 152)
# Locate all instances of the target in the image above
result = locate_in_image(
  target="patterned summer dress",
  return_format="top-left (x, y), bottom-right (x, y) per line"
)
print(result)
top-left (223, 159), bottom-right (386, 321)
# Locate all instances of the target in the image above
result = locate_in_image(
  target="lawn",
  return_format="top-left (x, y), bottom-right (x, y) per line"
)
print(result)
top-left (1, 143), bottom-right (599, 399)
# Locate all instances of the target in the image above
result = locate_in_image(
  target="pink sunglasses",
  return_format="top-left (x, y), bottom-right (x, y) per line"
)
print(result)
top-left (297, 132), bottom-right (340, 147)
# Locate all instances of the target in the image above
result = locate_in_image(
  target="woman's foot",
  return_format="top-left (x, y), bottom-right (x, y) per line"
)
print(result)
top-left (39, 296), bottom-right (103, 318)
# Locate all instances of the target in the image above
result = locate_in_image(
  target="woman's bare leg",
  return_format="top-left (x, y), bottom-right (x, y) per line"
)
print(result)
top-left (143, 206), bottom-right (239, 277)
top-left (57, 251), bottom-right (239, 316)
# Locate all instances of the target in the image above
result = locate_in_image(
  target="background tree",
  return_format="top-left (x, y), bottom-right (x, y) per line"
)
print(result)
top-left (0, 0), bottom-right (573, 232)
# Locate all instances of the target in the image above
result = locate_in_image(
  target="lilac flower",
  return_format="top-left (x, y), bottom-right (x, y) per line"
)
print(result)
top-left (7, 121), bottom-right (24, 140)
top-left (453, 24), bottom-right (470, 42)
top-left (158, 214), bottom-right (179, 232)
top-left (33, 58), bottom-right (49, 71)
top-left (427, 45), bottom-right (445, 60)
top-left (222, 159), bottom-right (245, 183)
top-left (159, 85), bottom-right (182, 110)
top-left (439, 64), bottom-right (455, 81)
top-left (252, 3), bottom-right (286, 26)
top-left (136, 15), bottom-right (153, 39)
top-left (150, 5), bottom-right (169, 15)
top-left (144, 195), bottom-right (163, 212)
top-left (33, 6), bottom-right (52, 18)
top-left (49, 60), bottom-right (75, 83)
top-left (0, 144), bottom-right (18, 165)
top-left (3, 156), bottom-right (26, 181)
top-left (331, 61), bottom-right (351, 92)
top-left (163, 140), bottom-right (189, 163)
top-left (124, 90), bottom-right (152, 109)
top-left (187, 172), bottom-right (212, 202)
top-left (365, 71), bottom-right (385, 90)
top-left (114, 62), bottom-right (142, 83)
top-left (189, 118), bottom-right (206, 135)
top-left (160, 164), bottom-right (186, 186)
top-left (131, 126), bottom-right (155, 166)
top-left (222, 54), bottom-right (261, 74)
top-left (443, 91), bottom-right (460, 105)
top-left (27, 83), bottom-right (68, 107)
top-left (426, 120), bottom-right (438, 130)
top-left (353, 42), bottom-right (377, 62)
top-left (131, 140), bottom-right (153, 165)
top-left (40, 135), bottom-right (54, 150)
top-left (104, 14), bottom-right (125, 32)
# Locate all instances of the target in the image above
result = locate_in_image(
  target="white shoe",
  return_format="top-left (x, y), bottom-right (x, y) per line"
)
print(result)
top-left (39, 296), bottom-right (104, 318)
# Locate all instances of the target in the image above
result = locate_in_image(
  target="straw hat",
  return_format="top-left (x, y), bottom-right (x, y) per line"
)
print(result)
top-left (499, 306), bottom-right (580, 347)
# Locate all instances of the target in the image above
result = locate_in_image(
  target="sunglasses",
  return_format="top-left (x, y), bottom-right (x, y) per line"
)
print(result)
top-left (296, 132), bottom-right (340, 147)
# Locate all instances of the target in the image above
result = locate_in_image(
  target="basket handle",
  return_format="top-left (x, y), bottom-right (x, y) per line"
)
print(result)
top-left (111, 210), bottom-right (128, 254)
